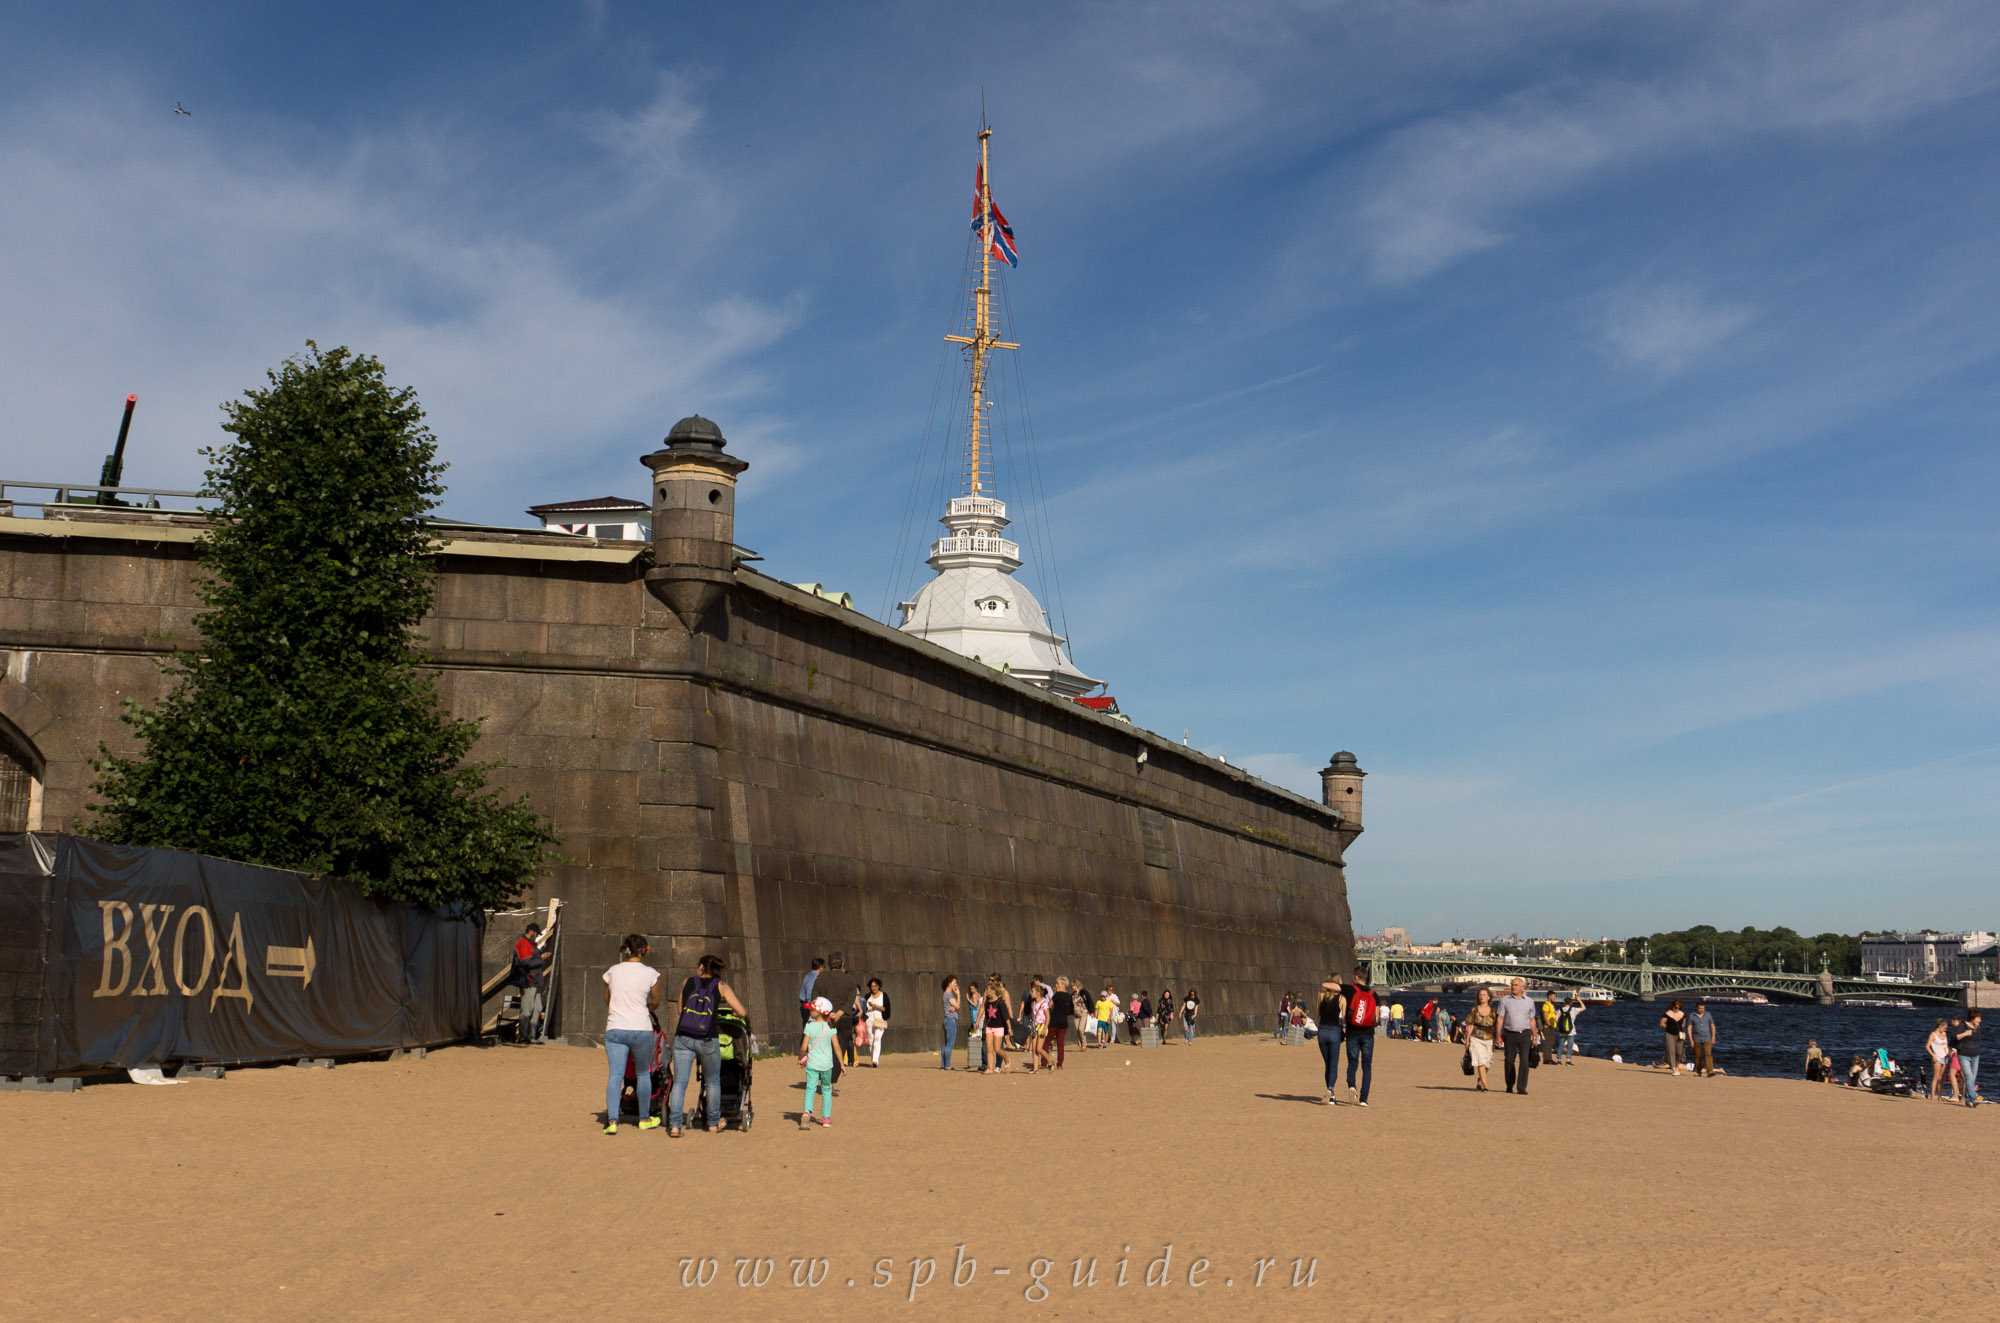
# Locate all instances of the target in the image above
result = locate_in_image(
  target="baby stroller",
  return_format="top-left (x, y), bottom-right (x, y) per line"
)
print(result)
top-left (690, 1008), bottom-right (756, 1131)
top-left (1865, 1047), bottom-right (1915, 1097)
top-left (619, 1012), bottom-right (670, 1120)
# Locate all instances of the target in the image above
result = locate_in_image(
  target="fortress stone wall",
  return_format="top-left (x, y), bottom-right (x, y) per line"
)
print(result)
top-left (0, 462), bottom-right (1359, 1052)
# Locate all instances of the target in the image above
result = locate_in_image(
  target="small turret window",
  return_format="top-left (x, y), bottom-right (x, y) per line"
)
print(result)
top-left (979, 598), bottom-right (1008, 616)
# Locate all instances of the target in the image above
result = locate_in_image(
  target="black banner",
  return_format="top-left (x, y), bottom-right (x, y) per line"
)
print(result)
top-left (0, 834), bottom-right (481, 1075)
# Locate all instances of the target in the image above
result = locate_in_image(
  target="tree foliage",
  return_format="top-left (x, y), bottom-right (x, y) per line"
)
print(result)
top-left (91, 343), bottom-right (561, 907)
top-left (1568, 925), bottom-right (1865, 975)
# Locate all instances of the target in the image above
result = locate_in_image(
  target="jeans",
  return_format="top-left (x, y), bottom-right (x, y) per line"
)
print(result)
top-left (1559, 1032), bottom-right (1578, 1062)
top-left (1961, 1055), bottom-right (1979, 1102)
top-left (1051, 1026), bottom-right (1068, 1067)
top-left (1503, 1029), bottom-right (1535, 1093)
top-left (1316, 1024), bottom-right (1343, 1094)
top-left (518, 984), bottom-right (544, 1043)
top-left (604, 1029), bottom-right (652, 1123)
top-left (1277, 1013), bottom-right (1288, 1040)
top-left (1184, 1020), bottom-right (1196, 1044)
top-left (803, 1066), bottom-right (833, 1119)
top-left (1344, 1029), bottom-right (1375, 1102)
top-left (670, 1034), bottom-right (723, 1129)
top-left (942, 1018), bottom-right (957, 1069)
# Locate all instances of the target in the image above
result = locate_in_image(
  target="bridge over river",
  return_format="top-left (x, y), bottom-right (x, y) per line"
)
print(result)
top-left (1366, 951), bottom-right (1961, 1005)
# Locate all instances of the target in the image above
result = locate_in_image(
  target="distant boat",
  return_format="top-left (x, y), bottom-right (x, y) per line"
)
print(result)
top-left (1576, 986), bottom-right (1617, 1005)
top-left (1701, 991), bottom-right (1773, 1006)
top-left (1844, 997), bottom-right (1915, 1008)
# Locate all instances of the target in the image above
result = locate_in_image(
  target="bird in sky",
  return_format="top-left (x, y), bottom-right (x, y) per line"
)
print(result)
top-left (173, 102), bottom-right (191, 116)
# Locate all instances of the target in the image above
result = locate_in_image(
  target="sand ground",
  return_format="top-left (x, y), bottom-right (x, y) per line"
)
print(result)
top-left (3, 1030), bottom-right (1994, 1321)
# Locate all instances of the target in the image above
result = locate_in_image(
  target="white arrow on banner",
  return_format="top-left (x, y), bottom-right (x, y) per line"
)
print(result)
top-left (265, 938), bottom-right (317, 987)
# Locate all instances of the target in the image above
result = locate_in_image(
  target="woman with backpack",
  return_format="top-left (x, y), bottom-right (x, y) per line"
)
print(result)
top-left (667, 953), bottom-right (748, 1137)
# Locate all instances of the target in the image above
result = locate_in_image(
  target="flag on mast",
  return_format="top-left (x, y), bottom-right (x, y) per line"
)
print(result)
top-left (972, 165), bottom-right (1019, 268)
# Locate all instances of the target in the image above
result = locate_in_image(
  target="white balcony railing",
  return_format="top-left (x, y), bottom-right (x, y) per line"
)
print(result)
top-left (931, 534), bottom-right (1020, 559)
top-left (947, 496), bottom-right (1008, 519)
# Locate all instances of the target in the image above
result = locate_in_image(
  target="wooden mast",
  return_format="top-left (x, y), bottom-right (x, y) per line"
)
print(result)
top-left (944, 119), bottom-right (1017, 498)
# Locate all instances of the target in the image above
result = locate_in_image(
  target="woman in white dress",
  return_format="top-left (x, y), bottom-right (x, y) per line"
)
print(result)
top-left (1465, 986), bottom-right (1499, 1093)
top-left (1926, 1019), bottom-right (1953, 1101)
top-left (866, 978), bottom-right (890, 1066)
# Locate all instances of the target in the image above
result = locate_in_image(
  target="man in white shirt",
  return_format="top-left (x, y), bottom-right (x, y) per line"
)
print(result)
top-left (1497, 978), bottom-right (1541, 1095)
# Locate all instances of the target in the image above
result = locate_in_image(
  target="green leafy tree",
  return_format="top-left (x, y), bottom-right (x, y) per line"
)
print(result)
top-left (91, 343), bottom-right (561, 907)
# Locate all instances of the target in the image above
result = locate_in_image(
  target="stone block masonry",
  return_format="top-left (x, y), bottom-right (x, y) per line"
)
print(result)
top-left (0, 487), bottom-right (1359, 1055)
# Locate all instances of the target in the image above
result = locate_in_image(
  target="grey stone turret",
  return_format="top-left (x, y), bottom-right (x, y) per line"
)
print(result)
top-left (642, 414), bottom-right (748, 630)
top-left (1320, 751), bottom-right (1365, 828)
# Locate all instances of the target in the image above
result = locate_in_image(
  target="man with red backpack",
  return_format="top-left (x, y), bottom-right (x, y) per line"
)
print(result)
top-left (1341, 968), bottom-right (1381, 1106)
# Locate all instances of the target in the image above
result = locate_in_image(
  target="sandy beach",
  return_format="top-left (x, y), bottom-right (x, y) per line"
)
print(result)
top-left (3, 1030), bottom-right (1992, 1321)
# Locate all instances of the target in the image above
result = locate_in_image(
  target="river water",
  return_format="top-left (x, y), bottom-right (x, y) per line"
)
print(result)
top-left (1375, 991), bottom-right (1965, 1082)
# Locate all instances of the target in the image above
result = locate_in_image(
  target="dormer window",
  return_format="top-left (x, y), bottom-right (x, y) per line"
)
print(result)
top-left (978, 597), bottom-right (1008, 616)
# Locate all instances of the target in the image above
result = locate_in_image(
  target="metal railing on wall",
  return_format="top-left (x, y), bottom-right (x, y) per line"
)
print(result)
top-left (0, 479), bottom-right (210, 512)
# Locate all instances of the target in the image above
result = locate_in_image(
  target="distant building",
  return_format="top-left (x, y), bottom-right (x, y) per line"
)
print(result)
top-left (526, 496), bottom-right (650, 541)
top-left (1958, 941), bottom-right (1998, 984)
top-left (1862, 931), bottom-right (1997, 983)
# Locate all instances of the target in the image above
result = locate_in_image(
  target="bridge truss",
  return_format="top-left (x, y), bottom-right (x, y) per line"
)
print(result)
top-left (1370, 953), bottom-right (1960, 1005)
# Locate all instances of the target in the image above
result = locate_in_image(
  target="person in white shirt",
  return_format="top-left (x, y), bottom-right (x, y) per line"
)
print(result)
top-left (866, 978), bottom-right (891, 1066)
top-left (601, 933), bottom-right (663, 1134)
top-left (1497, 978), bottom-right (1541, 1095)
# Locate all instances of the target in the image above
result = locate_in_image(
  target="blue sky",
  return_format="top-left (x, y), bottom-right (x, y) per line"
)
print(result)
top-left (4, 2), bottom-right (1997, 939)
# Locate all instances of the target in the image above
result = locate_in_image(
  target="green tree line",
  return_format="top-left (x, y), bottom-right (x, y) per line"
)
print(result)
top-left (1567, 927), bottom-right (1866, 975)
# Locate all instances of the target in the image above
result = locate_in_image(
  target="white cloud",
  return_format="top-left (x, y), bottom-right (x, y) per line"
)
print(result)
top-left (583, 71), bottom-right (705, 172)
top-left (0, 97), bottom-right (798, 521)
top-left (1352, 4), bottom-right (2000, 282)
top-left (1594, 282), bottom-right (1755, 373)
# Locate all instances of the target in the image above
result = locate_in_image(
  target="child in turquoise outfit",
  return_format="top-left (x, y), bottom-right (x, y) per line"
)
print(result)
top-left (799, 995), bottom-right (837, 1128)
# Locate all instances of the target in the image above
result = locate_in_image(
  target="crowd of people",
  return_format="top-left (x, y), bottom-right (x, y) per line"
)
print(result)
top-left (586, 940), bottom-right (1221, 1133)
top-left (1815, 1010), bottom-right (1983, 1106)
top-left (567, 921), bottom-right (1989, 1134)
top-left (950, 975), bottom-right (1204, 1073)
